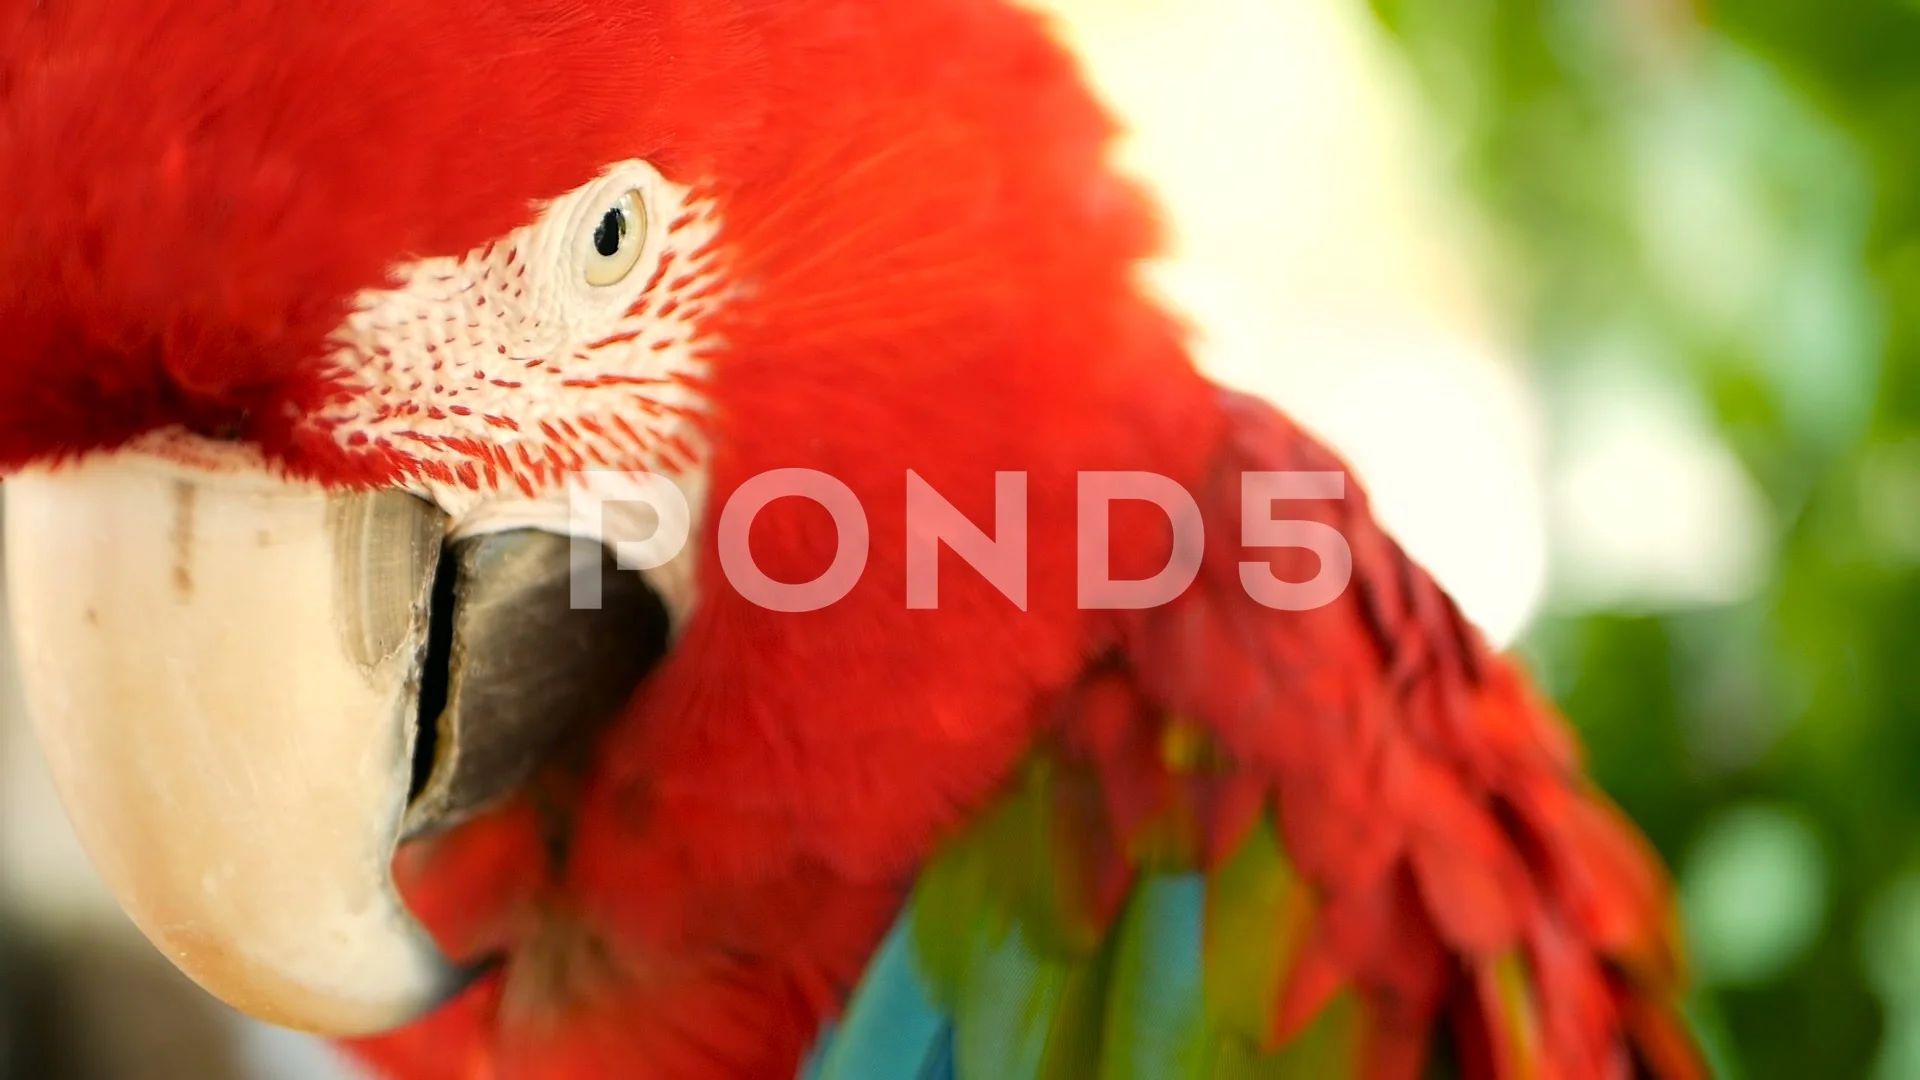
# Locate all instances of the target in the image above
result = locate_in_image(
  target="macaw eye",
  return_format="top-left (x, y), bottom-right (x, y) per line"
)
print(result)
top-left (583, 188), bottom-right (648, 287)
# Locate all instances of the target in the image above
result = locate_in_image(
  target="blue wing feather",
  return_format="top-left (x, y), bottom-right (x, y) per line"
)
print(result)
top-left (803, 907), bottom-right (953, 1080)
top-left (1101, 874), bottom-right (1210, 1080)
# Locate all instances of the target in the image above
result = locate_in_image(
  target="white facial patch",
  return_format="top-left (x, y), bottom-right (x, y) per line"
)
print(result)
top-left (110, 162), bottom-right (722, 620)
top-left (310, 159), bottom-right (722, 522)
top-left (294, 160), bottom-right (725, 617)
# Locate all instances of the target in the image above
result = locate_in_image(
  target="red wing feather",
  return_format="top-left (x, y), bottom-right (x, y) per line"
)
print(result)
top-left (1097, 389), bottom-right (1702, 1080)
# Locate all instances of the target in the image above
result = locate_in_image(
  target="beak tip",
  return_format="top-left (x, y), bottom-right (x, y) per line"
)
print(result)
top-left (151, 920), bottom-right (470, 1038)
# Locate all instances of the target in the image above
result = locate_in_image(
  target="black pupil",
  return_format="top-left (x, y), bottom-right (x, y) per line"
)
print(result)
top-left (593, 208), bottom-right (626, 258)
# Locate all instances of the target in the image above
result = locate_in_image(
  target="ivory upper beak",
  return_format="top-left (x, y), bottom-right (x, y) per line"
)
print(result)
top-left (3, 455), bottom-right (462, 1036)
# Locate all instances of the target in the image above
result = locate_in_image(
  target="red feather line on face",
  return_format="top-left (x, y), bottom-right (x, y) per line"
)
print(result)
top-left (296, 176), bottom-right (727, 500)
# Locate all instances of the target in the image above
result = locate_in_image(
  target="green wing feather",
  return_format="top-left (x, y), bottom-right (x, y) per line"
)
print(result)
top-left (900, 743), bottom-right (1368, 1080)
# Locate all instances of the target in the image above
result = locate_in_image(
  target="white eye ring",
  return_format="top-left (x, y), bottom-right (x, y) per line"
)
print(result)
top-left (582, 188), bottom-right (649, 287)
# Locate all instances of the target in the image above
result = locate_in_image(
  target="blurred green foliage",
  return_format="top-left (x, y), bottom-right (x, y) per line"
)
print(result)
top-left (1368, 0), bottom-right (1920, 1075)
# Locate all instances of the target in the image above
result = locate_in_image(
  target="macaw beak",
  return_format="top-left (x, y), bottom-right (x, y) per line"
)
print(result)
top-left (2, 454), bottom-right (668, 1036)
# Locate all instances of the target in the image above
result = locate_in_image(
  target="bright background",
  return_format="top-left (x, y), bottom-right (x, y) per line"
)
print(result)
top-left (0, 0), bottom-right (1905, 1075)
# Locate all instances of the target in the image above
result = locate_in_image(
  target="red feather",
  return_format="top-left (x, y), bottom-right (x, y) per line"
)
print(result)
top-left (1090, 391), bottom-right (1702, 1079)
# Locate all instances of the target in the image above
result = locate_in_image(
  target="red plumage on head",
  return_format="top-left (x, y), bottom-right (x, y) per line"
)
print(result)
top-left (0, 0), bottom-right (773, 461)
top-left (0, 0), bottom-right (1162, 484)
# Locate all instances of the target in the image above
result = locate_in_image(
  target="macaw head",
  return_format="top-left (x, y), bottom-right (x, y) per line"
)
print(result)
top-left (0, 0), bottom-right (1180, 1038)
